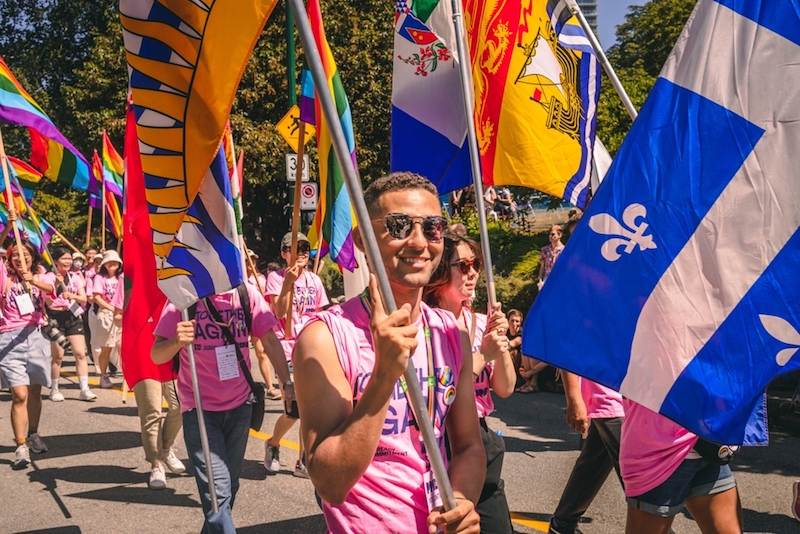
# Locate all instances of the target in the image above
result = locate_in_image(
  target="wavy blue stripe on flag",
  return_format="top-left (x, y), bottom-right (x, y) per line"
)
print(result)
top-left (522, 0), bottom-right (800, 445)
top-left (155, 145), bottom-right (245, 309)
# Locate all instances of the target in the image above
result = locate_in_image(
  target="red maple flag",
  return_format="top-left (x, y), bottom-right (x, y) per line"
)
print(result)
top-left (121, 97), bottom-right (171, 388)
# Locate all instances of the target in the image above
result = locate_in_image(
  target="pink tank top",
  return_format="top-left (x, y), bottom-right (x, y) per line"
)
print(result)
top-left (312, 298), bottom-right (463, 534)
top-left (462, 308), bottom-right (495, 419)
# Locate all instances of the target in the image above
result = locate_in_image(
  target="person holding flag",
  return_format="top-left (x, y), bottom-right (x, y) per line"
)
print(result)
top-left (292, 173), bottom-right (484, 533)
top-left (263, 231), bottom-right (328, 476)
top-left (423, 231), bottom-right (515, 533)
top-left (0, 238), bottom-right (55, 469)
top-left (44, 246), bottom-right (95, 402)
top-left (151, 284), bottom-right (292, 533)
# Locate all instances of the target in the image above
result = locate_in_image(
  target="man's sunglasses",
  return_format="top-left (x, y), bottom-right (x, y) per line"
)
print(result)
top-left (373, 213), bottom-right (449, 242)
top-left (450, 258), bottom-right (482, 275)
top-left (282, 243), bottom-right (311, 254)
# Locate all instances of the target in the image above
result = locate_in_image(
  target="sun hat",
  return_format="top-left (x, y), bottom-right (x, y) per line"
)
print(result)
top-left (100, 249), bottom-right (123, 268)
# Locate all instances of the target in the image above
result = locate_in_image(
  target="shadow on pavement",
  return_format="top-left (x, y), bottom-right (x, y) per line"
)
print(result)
top-left (15, 527), bottom-right (82, 534)
top-left (742, 508), bottom-right (799, 533)
top-left (65, 485), bottom-right (199, 508)
top-left (86, 406), bottom-right (140, 417)
top-left (238, 514), bottom-right (327, 533)
top-left (240, 458), bottom-right (268, 481)
top-left (31, 431), bottom-right (141, 460)
top-left (28, 465), bottom-right (145, 485)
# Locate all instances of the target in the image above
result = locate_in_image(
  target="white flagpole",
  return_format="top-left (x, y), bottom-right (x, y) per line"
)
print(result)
top-left (566, 0), bottom-right (638, 121)
top-left (183, 307), bottom-right (219, 513)
top-left (449, 0), bottom-right (497, 310)
top-left (287, 0), bottom-right (457, 511)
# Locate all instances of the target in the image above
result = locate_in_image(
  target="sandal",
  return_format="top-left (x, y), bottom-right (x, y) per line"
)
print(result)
top-left (517, 384), bottom-right (538, 394)
top-left (266, 388), bottom-right (282, 400)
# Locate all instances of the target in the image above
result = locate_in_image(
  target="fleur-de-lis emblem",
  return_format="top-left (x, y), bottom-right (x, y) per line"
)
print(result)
top-left (588, 203), bottom-right (657, 262)
top-left (759, 314), bottom-right (800, 366)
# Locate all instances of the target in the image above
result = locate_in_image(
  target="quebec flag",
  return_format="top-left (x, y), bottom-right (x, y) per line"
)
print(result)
top-left (523, 0), bottom-right (800, 444)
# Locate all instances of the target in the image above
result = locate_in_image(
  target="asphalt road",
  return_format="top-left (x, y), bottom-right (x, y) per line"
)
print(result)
top-left (1, 353), bottom-right (799, 534)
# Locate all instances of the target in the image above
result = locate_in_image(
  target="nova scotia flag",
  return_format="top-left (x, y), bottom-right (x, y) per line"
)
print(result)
top-left (523, 0), bottom-right (800, 444)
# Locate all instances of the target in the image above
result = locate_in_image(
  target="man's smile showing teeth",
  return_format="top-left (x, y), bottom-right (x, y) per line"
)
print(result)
top-left (400, 257), bottom-right (428, 266)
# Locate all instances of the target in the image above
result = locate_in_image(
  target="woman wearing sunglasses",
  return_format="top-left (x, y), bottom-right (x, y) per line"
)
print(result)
top-left (424, 231), bottom-right (516, 533)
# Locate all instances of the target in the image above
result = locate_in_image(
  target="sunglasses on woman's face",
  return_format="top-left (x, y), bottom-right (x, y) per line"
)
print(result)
top-left (374, 213), bottom-right (449, 242)
top-left (282, 243), bottom-right (311, 254)
top-left (450, 257), bottom-right (482, 275)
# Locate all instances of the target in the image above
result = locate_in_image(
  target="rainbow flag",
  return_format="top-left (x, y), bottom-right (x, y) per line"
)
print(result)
top-left (92, 150), bottom-right (122, 239)
top-left (6, 156), bottom-right (41, 201)
top-left (1, 159), bottom-right (55, 257)
top-left (101, 131), bottom-right (123, 198)
top-left (0, 55), bottom-right (94, 194)
top-left (306, 0), bottom-right (357, 272)
top-left (120, 0), bottom-right (277, 307)
top-left (29, 127), bottom-right (94, 194)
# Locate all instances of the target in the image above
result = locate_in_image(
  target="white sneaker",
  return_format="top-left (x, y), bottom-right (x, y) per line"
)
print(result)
top-left (99, 375), bottom-right (113, 389)
top-left (13, 444), bottom-right (30, 470)
top-left (148, 463), bottom-right (166, 490)
top-left (78, 388), bottom-right (97, 402)
top-left (26, 432), bottom-right (48, 454)
top-left (50, 390), bottom-right (65, 402)
top-left (264, 443), bottom-right (280, 473)
top-left (161, 448), bottom-right (186, 474)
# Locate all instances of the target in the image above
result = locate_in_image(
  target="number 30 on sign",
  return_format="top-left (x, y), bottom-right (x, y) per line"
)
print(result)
top-left (286, 154), bottom-right (310, 182)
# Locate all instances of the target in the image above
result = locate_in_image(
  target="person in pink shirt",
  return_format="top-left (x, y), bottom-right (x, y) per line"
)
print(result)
top-left (621, 400), bottom-right (741, 533)
top-left (424, 231), bottom-right (515, 533)
top-left (88, 250), bottom-right (123, 389)
top-left (0, 239), bottom-right (55, 469)
top-left (293, 172), bottom-right (485, 533)
top-left (263, 231), bottom-right (328, 477)
top-left (547, 374), bottom-right (625, 534)
top-left (44, 246), bottom-right (95, 402)
top-left (245, 249), bottom-right (280, 401)
top-left (151, 284), bottom-right (292, 534)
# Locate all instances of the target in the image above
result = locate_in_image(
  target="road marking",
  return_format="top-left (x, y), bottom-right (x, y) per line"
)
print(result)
top-left (510, 512), bottom-right (549, 532)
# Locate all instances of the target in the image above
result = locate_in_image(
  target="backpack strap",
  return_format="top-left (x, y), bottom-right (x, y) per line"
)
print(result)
top-left (172, 301), bottom-right (198, 374)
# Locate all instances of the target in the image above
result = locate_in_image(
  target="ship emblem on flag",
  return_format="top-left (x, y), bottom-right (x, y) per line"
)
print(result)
top-left (522, 0), bottom-right (800, 444)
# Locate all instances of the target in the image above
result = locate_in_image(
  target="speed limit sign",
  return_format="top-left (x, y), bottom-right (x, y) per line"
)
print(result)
top-left (285, 153), bottom-right (310, 182)
top-left (300, 182), bottom-right (318, 210)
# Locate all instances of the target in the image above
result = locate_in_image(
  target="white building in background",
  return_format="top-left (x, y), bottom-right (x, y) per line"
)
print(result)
top-left (576, 0), bottom-right (598, 37)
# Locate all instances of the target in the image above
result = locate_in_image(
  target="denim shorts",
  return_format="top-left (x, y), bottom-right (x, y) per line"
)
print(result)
top-left (626, 457), bottom-right (736, 517)
top-left (0, 326), bottom-right (52, 389)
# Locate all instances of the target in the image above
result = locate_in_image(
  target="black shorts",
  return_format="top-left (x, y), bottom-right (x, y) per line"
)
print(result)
top-left (49, 308), bottom-right (85, 337)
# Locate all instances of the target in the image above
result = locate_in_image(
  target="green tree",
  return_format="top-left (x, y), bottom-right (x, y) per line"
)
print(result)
top-left (596, 0), bottom-right (697, 153)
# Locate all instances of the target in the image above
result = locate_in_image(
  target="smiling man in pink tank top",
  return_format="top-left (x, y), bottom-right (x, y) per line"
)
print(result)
top-left (293, 173), bottom-right (485, 534)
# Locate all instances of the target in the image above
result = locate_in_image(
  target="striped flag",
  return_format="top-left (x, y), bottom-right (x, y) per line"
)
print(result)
top-left (465, 0), bottom-right (601, 208)
top-left (119, 0), bottom-right (276, 307)
top-left (0, 159), bottom-right (55, 257)
top-left (0, 55), bottom-right (95, 197)
top-left (6, 156), bottom-right (41, 201)
top-left (306, 0), bottom-right (357, 272)
top-left (524, 0), bottom-right (800, 444)
top-left (92, 150), bottom-right (123, 239)
top-left (101, 131), bottom-right (124, 198)
top-left (28, 127), bottom-right (94, 193)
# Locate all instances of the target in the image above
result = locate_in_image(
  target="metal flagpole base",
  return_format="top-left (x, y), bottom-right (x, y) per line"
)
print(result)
top-left (183, 307), bottom-right (219, 514)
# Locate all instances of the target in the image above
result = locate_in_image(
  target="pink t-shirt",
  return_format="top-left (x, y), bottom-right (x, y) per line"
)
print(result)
top-left (580, 379), bottom-right (625, 419)
top-left (153, 285), bottom-right (278, 413)
top-left (47, 271), bottom-right (85, 309)
top-left (90, 273), bottom-right (121, 304)
top-left (0, 263), bottom-right (47, 332)
top-left (109, 274), bottom-right (125, 309)
top-left (265, 268), bottom-right (329, 357)
top-left (248, 273), bottom-right (267, 294)
top-left (620, 400), bottom-right (698, 497)
top-left (311, 298), bottom-right (464, 534)
top-left (461, 308), bottom-right (495, 419)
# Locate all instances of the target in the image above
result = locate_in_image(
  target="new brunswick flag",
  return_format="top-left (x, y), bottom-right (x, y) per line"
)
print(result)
top-left (465, 0), bottom-right (600, 208)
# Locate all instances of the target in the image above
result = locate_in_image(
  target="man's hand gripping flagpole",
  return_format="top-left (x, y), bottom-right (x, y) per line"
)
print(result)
top-left (287, 0), bottom-right (459, 512)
